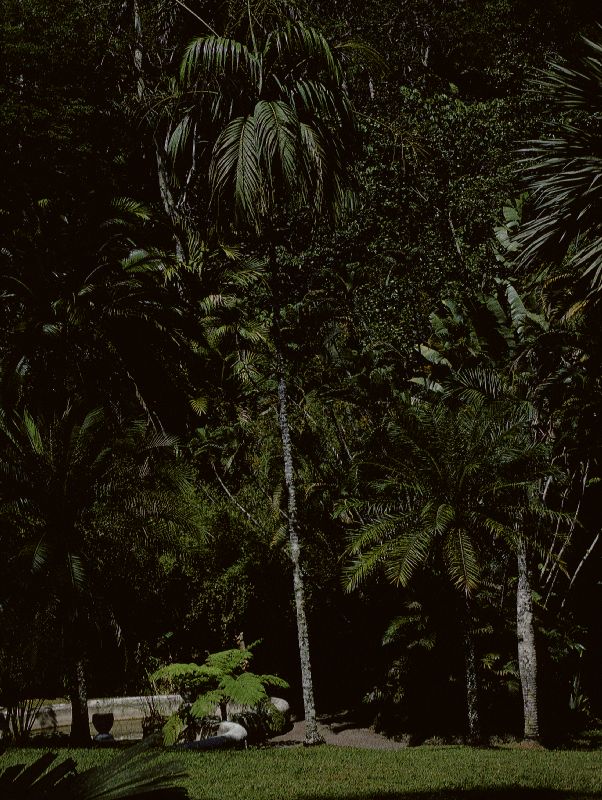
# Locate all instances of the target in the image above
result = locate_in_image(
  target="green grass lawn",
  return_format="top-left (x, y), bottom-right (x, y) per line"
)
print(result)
top-left (2, 745), bottom-right (601, 800)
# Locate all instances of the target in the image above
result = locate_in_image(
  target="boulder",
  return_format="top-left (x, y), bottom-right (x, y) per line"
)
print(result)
top-left (181, 721), bottom-right (248, 750)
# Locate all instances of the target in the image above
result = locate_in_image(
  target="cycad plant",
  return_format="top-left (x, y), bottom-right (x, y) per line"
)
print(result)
top-left (0, 737), bottom-right (188, 800)
top-left (344, 398), bottom-right (546, 743)
top-left (416, 283), bottom-right (571, 743)
top-left (0, 406), bottom-right (114, 745)
top-left (0, 405), bottom-right (199, 745)
top-left (164, 7), bottom-right (360, 744)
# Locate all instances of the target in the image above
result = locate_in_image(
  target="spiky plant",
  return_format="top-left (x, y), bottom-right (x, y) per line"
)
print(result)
top-left (343, 397), bottom-right (552, 743)
top-left (0, 737), bottom-right (188, 799)
top-left (0, 405), bottom-right (201, 745)
top-left (406, 285), bottom-right (571, 744)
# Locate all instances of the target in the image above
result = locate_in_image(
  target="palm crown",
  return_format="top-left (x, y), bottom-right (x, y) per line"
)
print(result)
top-left (516, 32), bottom-right (602, 308)
top-left (168, 21), bottom-right (356, 234)
top-left (344, 399), bottom-right (545, 596)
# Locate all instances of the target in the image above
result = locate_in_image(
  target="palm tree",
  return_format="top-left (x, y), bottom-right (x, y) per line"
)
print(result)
top-left (516, 32), bottom-right (602, 315)
top-left (0, 405), bottom-right (197, 745)
top-left (167, 10), bottom-right (358, 744)
top-left (0, 198), bottom-right (200, 428)
top-left (415, 284), bottom-right (567, 743)
top-left (0, 406), bottom-right (114, 744)
top-left (167, 15), bottom-right (356, 234)
top-left (344, 398), bottom-right (547, 743)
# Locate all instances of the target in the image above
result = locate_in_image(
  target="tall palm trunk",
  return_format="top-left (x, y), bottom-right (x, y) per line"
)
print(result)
top-left (133, 0), bottom-right (185, 261)
top-left (463, 600), bottom-right (481, 745)
top-left (68, 657), bottom-right (90, 746)
top-left (516, 536), bottom-right (540, 742)
top-left (275, 353), bottom-right (323, 745)
top-left (272, 324), bottom-right (323, 745)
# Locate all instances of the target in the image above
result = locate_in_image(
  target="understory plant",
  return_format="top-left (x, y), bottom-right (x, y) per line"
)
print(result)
top-left (3, 697), bottom-right (46, 745)
top-left (0, 737), bottom-right (188, 799)
top-left (152, 644), bottom-right (288, 744)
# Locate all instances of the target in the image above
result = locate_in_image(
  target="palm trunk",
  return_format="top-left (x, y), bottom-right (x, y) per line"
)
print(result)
top-left (154, 134), bottom-right (185, 261)
top-left (516, 536), bottom-right (540, 742)
top-left (69, 658), bottom-right (90, 746)
top-left (268, 245), bottom-right (322, 746)
top-left (133, 0), bottom-right (185, 260)
top-left (273, 330), bottom-right (323, 746)
top-left (463, 601), bottom-right (481, 745)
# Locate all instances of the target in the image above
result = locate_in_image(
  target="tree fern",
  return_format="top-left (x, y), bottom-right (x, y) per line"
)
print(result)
top-left (153, 644), bottom-right (288, 743)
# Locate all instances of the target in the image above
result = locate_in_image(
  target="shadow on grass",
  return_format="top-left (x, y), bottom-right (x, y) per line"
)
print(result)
top-left (292, 791), bottom-right (600, 800)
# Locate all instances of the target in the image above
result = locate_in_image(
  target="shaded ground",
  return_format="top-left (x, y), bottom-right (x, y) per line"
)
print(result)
top-left (269, 712), bottom-right (407, 749)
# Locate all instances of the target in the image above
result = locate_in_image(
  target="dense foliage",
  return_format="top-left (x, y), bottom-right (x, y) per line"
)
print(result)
top-left (0, 0), bottom-right (600, 747)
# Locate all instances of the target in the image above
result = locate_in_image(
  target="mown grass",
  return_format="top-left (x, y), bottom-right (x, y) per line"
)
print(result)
top-left (1, 744), bottom-right (601, 800)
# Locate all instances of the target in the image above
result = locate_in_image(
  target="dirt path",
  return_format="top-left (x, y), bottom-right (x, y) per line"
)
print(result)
top-left (269, 714), bottom-right (407, 750)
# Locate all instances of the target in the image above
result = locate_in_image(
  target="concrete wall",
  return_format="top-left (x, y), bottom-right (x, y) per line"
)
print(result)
top-left (1, 694), bottom-right (289, 740)
top-left (1, 695), bottom-right (182, 734)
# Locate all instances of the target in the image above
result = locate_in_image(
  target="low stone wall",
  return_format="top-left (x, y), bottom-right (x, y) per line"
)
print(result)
top-left (1, 695), bottom-right (183, 736)
top-left (1, 694), bottom-right (290, 741)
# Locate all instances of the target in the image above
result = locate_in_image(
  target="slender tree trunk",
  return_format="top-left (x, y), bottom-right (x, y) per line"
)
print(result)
top-left (68, 658), bottom-right (90, 746)
top-left (463, 600), bottom-right (481, 745)
top-left (154, 133), bottom-right (185, 261)
top-left (268, 245), bottom-right (322, 746)
top-left (516, 536), bottom-right (540, 743)
top-left (272, 325), bottom-right (323, 745)
top-left (133, 0), bottom-right (185, 260)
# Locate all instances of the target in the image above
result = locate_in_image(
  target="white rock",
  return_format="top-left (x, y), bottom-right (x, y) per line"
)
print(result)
top-left (216, 721), bottom-right (247, 742)
top-left (269, 697), bottom-right (290, 717)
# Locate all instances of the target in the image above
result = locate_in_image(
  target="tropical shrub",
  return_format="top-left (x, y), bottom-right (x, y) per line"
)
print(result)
top-left (152, 644), bottom-right (288, 744)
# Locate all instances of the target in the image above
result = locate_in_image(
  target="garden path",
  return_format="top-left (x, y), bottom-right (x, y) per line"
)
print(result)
top-left (269, 713), bottom-right (407, 749)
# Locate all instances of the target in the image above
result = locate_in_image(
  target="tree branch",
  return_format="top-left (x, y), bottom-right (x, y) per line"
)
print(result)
top-left (172, 0), bottom-right (219, 36)
top-left (210, 460), bottom-right (265, 532)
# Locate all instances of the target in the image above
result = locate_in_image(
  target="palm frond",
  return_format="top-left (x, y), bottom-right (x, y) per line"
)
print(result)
top-left (265, 23), bottom-right (341, 81)
top-left (335, 40), bottom-right (387, 73)
top-left (210, 115), bottom-right (264, 230)
top-left (434, 502), bottom-right (455, 535)
top-left (180, 36), bottom-right (259, 86)
top-left (67, 552), bottom-right (87, 592)
top-left (22, 410), bottom-right (44, 456)
top-left (30, 536), bottom-right (50, 574)
top-left (343, 539), bottom-right (394, 591)
top-left (444, 528), bottom-right (480, 594)
top-left (346, 513), bottom-right (401, 553)
top-left (66, 736), bottom-right (188, 798)
top-left (167, 114), bottom-right (194, 159)
top-left (516, 33), bottom-right (602, 300)
top-left (190, 396), bottom-right (208, 416)
top-left (108, 197), bottom-right (152, 223)
top-left (384, 527), bottom-right (435, 587)
top-left (253, 99), bottom-right (299, 191)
